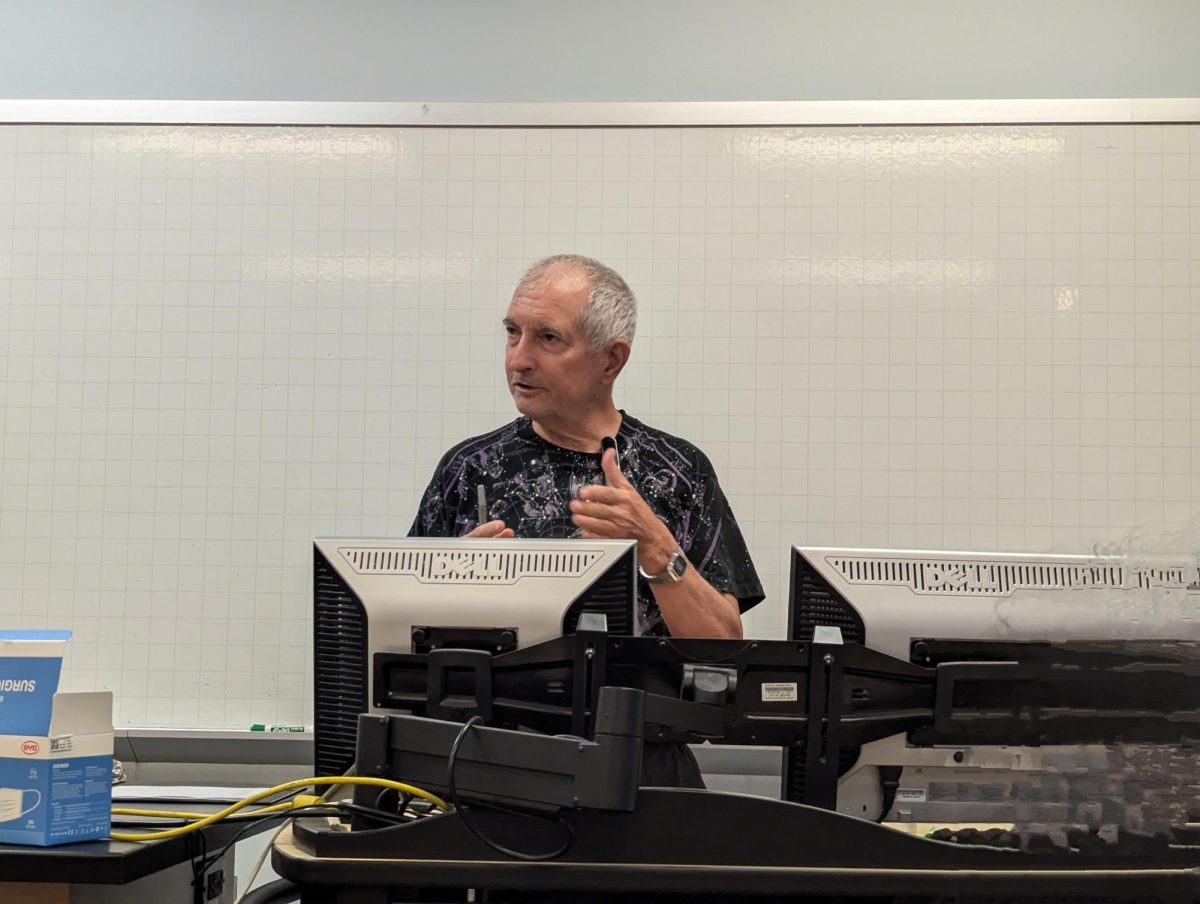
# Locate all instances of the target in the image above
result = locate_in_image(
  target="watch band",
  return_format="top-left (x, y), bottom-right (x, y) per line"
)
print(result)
top-left (638, 547), bottom-right (688, 584)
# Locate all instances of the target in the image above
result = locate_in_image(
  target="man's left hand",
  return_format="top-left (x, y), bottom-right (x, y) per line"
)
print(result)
top-left (569, 448), bottom-right (678, 573)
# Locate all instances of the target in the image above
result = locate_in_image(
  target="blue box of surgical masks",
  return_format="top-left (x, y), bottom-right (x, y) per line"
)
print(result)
top-left (0, 630), bottom-right (113, 846)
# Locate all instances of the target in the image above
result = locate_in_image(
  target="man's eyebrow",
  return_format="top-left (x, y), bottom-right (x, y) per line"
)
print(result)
top-left (502, 318), bottom-right (564, 336)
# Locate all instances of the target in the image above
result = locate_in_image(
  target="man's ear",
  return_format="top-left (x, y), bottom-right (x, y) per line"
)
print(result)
top-left (600, 340), bottom-right (631, 384)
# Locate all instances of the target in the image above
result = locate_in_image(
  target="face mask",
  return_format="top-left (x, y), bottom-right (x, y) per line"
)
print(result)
top-left (0, 788), bottom-right (41, 823)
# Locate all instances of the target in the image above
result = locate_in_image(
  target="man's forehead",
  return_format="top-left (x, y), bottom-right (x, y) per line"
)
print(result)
top-left (503, 301), bottom-right (581, 336)
top-left (507, 276), bottom-right (589, 323)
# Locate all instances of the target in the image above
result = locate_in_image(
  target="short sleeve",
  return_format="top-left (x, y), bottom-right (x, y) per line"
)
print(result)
top-left (408, 463), bottom-right (453, 537)
top-left (681, 452), bottom-right (765, 613)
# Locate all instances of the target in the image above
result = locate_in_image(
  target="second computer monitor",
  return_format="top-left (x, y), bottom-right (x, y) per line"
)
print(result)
top-left (786, 545), bottom-right (1200, 823)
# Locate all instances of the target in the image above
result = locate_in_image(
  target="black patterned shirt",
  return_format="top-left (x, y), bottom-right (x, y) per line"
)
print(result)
top-left (409, 413), bottom-right (764, 636)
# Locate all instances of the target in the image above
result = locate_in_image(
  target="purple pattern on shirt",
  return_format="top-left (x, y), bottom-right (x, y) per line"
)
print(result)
top-left (409, 413), bottom-right (763, 636)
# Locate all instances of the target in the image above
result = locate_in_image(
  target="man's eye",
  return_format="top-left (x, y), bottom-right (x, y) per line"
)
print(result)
top-left (541, 332), bottom-right (559, 343)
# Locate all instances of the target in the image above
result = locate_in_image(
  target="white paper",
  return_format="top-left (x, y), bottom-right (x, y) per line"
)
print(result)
top-left (112, 785), bottom-right (267, 803)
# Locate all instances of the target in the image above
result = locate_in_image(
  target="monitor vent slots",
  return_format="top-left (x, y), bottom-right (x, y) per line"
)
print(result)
top-left (827, 556), bottom-right (1129, 597)
top-left (313, 551), bottom-right (369, 779)
top-left (339, 547), bottom-right (603, 583)
top-left (789, 554), bottom-right (865, 645)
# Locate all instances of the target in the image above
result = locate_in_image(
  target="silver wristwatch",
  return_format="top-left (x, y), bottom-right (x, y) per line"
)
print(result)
top-left (638, 547), bottom-right (689, 584)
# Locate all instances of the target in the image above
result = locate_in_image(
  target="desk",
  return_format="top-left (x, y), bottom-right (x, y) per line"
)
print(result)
top-left (270, 789), bottom-right (1200, 904)
top-left (0, 797), bottom-right (274, 904)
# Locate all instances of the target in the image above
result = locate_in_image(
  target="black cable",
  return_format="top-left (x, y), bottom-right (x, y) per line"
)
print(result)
top-left (113, 805), bottom-right (319, 829)
top-left (334, 801), bottom-right (412, 828)
top-left (180, 764), bottom-right (415, 899)
top-left (374, 785), bottom-right (417, 818)
top-left (191, 805), bottom-right (344, 882)
top-left (446, 716), bottom-right (574, 861)
top-left (188, 821), bottom-right (209, 904)
top-left (191, 761), bottom-right (418, 882)
top-left (191, 797), bottom-right (422, 884)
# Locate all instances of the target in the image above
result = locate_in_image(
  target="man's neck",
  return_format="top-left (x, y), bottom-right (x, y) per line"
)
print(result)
top-left (531, 405), bottom-right (623, 453)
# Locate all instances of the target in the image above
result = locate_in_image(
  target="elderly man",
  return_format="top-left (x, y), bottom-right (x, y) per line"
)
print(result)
top-left (409, 254), bottom-right (763, 784)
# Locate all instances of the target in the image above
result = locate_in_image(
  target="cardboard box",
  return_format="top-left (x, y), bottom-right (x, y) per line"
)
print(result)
top-left (0, 630), bottom-right (113, 846)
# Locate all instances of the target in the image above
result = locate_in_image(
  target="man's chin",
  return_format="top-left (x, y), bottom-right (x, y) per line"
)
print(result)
top-left (511, 395), bottom-right (540, 419)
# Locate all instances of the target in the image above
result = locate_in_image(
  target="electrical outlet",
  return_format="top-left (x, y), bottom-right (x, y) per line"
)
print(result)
top-left (206, 867), bottom-right (225, 901)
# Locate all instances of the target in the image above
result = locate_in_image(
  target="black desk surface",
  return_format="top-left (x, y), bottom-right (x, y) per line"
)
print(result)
top-left (272, 789), bottom-right (1200, 903)
top-left (0, 799), bottom-right (275, 885)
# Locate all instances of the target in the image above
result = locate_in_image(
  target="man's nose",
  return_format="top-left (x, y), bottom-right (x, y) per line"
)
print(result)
top-left (506, 334), bottom-right (535, 370)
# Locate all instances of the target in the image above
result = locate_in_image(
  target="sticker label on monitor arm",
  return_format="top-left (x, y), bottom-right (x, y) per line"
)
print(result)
top-left (895, 788), bottom-right (928, 803)
top-left (761, 682), bottom-right (798, 702)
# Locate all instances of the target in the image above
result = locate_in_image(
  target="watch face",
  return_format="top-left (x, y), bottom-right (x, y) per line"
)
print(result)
top-left (668, 550), bottom-right (688, 579)
top-left (640, 548), bottom-right (688, 584)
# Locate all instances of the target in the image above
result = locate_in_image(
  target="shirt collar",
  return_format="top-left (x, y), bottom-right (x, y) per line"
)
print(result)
top-left (515, 410), bottom-right (634, 457)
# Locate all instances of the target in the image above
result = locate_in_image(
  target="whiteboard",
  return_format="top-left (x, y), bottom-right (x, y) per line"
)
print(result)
top-left (0, 122), bottom-right (1196, 729)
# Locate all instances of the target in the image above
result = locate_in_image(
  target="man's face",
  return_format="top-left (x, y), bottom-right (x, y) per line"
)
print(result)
top-left (503, 268), bottom-right (609, 426)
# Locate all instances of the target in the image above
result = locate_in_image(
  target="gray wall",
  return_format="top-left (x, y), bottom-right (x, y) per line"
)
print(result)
top-left (2, 0), bottom-right (1199, 103)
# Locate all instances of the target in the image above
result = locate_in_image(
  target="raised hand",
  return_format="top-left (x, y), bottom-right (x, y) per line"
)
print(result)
top-left (569, 448), bottom-right (676, 572)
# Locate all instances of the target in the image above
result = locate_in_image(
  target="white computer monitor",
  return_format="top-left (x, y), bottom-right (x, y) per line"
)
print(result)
top-left (313, 537), bottom-right (637, 777)
top-left (788, 546), bottom-right (1200, 829)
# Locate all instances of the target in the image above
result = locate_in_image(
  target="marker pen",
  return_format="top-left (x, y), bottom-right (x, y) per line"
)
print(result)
top-left (600, 435), bottom-right (619, 476)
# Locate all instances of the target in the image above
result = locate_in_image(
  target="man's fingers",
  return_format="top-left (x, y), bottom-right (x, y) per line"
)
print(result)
top-left (569, 497), bottom-right (616, 518)
top-left (570, 512), bottom-right (616, 536)
top-left (575, 484), bottom-right (623, 505)
top-left (465, 519), bottom-right (512, 538)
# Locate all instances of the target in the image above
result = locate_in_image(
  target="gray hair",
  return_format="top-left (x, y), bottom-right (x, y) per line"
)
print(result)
top-left (517, 254), bottom-right (637, 353)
